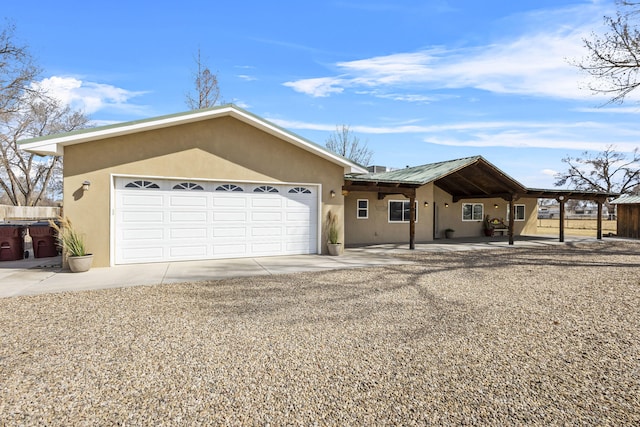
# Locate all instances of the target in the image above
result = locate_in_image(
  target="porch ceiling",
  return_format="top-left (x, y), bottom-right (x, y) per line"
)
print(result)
top-left (434, 159), bottom-right (526, 202)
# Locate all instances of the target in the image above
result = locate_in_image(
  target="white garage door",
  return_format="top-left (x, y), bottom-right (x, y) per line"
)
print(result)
top-left (114, 177), bottom-right (318, 264)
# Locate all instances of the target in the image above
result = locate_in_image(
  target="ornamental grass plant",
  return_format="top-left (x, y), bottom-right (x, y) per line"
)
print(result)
top-left (48, 217), bottom-right (87, 257)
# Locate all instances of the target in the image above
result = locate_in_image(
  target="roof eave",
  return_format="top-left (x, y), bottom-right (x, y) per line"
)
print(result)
top-left (19, 105), bottom-right (366, 174)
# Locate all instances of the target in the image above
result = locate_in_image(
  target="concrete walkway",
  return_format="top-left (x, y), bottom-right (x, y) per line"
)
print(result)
top-left (0, 235), bottom-right (610, 298)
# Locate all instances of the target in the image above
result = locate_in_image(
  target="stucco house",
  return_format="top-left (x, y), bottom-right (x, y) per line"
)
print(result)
top-left (20, 105), bottom-right (611, 267)
top-left (342, 157), bottom-right (539, 245)
top-left (21, 105), bottom-right (365, 267)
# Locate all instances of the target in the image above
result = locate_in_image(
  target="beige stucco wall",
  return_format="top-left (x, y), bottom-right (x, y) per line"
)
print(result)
top-left (63, 116), bottom-right (346, 267)
top-left (344, 183), bottom-right (538, 245)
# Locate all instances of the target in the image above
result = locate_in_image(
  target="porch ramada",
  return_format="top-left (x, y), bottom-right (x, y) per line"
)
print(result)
top-left (343, 156), bottom-right (616, 248)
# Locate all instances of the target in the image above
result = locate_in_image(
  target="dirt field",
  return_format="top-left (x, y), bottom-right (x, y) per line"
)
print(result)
top-left (536, 219), bottom-right (617, 237)
top-left (1, 241), bottom-right (639, 425)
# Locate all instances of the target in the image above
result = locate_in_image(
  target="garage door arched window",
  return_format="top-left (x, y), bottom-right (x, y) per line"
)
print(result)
top-left (173, 182), bottom-right (204, 190)
top-left (254, 185), bottom-right (279, 193)
top-left (216, 184), bottom-right (243, 192)
top-left (125, 180), bottom-right (160, 189)
top-left (288, 187), bottom-right (312, 194)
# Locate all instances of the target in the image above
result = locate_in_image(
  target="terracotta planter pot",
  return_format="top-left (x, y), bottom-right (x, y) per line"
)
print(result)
top-left (68, 254), bottom-right (93, 273)
top-left (327, 243), bottom-right (342, 256)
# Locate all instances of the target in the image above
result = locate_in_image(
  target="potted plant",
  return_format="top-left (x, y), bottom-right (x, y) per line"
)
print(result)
top-left (444, 228), bottom-right (455, 239)
top-left (49, 217), bottom-right (93, 272)
top-left (326, 211), bottom-right (342, 256)
top-left (483, 215), bottom-right (494, 236)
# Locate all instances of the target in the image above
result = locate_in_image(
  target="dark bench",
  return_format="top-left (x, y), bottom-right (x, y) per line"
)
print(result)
top-left (486, 217), bottom-right (509, 236)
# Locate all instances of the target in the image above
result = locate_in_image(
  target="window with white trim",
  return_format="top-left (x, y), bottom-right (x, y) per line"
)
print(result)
top-left (253, 185), bottom-right (278, 193)
top-left (173, 182), bottom-right (204, 190)
top-left (462, 203), bottom-right (484, 221)
top-left (357, 199), bottom-right (369, 219)
top-left (216, 184), bottom-right (243, 192)
top-left (507, 204), bottom-right (526, 221)
top-left (388, 200), bottom-right (417, 222)
top-left (125, 180), bottom-right (160, 189)
top-left (289, 187), bottom-right (312, 194)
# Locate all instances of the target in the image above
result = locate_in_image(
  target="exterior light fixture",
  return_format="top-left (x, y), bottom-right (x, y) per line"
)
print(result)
top-left (424, 201), bottom-right (429, 207)
top-left (494, 203), bottom-right (499, 209)
top-left (330, 190), bottom-right (336, 198)
top-left (82, 180), bottom-right (91, 191)
top-left (444, 203), bottom-right (449, 208)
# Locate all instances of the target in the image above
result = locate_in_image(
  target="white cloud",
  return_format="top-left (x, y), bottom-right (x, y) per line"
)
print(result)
top-left (282, 76), bottom-right (345, 97)
top-left (32, 76), bottom-right (149, 116)
top-left (541, 169), bottom-right (558, 176)
top-left (270, 116), bottom-right (640, 152)
top-left (282, 3), bottom-right (610, 101)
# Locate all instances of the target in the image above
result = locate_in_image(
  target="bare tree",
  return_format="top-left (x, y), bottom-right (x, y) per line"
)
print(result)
top-left (0, 23), bottom-right (39, 115)
top-left (554, 145), bottom-right (640, 198)
top-left (577, 1), bottom-right (640, 104)
top-left (325, 124), bottom-right (373, 166)
top-left (0, 22), bottom-right (90, 206)
top-left (185, 49), bottom-right (221, 109)
top-left (1, 93), bottom-right (89, 206)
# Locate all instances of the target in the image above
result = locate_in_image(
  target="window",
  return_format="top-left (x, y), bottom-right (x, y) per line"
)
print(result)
top-left (462, 203), bottom-right (484, 221)
top-left (172, 182), bottom-right (204, 190)
top-left (507, 204), bottom-right (526, 221)
top-left (215, 184), bottom-right (243, 192)
top-left (254, 185), bottom-right (279, 193)
top-left (357, 199), bottom-right (369, 219)
top-left (125, 180), bottom-right (159, 189)
top-left (288, 187), bottom-right (312, 194)
top-left (388, 200), bottom-right (417, 222)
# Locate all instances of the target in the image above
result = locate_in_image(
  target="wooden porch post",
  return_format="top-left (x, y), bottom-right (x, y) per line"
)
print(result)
top-left (409, 193), bottom-right (416, 250)
top-left (558, 196), bottom-right (565, 243)
top-left (508, 197), bottom-right (515, 245)
top-left (597, 200), bottom-right (603, 240)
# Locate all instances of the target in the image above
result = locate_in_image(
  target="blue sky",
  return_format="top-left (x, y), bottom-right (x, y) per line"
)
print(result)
top-left (5, 0), bottom-right (639, 189)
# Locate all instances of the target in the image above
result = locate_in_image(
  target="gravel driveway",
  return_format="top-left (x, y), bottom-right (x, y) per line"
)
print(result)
top-left (1, 241), bottom-right (639, 425)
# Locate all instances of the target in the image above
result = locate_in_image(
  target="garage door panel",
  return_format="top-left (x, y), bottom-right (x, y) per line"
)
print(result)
top-left (252, 211), bottom-right (282, 221)
top-left (170, 211), bottom-right (207, 222)
top-left (214, 211), bottom-right (247, 221)
top-left (213, 227), bottom-right (246, 237)
top-left (252, 242), bottom-right (283, 253)
top-left (121, 194), bottom-right (164, 206)
top-left (115, 178), bottom-right (318, 264)
top-left (170, 195), bottom-right (207, 207)
top-left (251, 197), bottom-right (282, 208)
top-left (121, 247), bottom-right (164, 261)
top-left (286, 226), bottom-right (310, 236)
top-left (251, 226), bottom-right (283, 237)
top-left (120, 228), bottom-right (164, 240)
top-left (213, 243), bottom-right (248, 256)
top-left (122, 211), bottom-right (164, 223)
top-left (169, 227), bottom-right (208, 239)
top-left (169, 245), bottom-right (208, 258)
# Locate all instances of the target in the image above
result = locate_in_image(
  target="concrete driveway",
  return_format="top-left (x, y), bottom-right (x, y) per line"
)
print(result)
top-left (0, 235), bottom-right (608, 298)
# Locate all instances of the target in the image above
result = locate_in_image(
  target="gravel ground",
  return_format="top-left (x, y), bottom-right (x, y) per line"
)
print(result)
top-left (1, 241), bottom-right (639, 425)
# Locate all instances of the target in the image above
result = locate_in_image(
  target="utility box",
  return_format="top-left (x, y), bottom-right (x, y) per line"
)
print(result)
top-left (0, 224), bottom-right (26, 261)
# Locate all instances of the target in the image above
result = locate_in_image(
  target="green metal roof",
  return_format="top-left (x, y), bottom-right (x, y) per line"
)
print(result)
top-left (346, 156), bottom-right (483, 185)
top-left (611, 195), bottom-right (640, 204)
